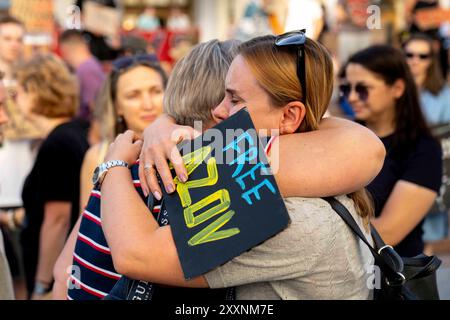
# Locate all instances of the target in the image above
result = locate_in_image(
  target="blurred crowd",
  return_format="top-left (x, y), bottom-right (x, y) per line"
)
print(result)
top-left (0, 0), bottom-right (449, 301)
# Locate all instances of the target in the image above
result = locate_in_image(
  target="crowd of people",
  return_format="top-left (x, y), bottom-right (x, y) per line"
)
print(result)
top-left (0, 1), bottom-right (449, 301)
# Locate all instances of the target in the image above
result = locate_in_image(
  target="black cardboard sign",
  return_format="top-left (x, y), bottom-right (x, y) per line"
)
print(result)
top-left (163, 108), bottom-right (290, 279)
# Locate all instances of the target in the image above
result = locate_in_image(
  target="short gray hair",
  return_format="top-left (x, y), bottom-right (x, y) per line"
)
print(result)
top-left (164, 39), bottom-right (240, 127)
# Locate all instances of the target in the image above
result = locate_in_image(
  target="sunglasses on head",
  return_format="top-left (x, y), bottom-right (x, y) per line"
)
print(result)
top-left (112, 54), bottom-right (160, 72)
top-left (275, 29), bottom-right (307, 104)
top-left (405, 51), bottom-right (431, 60)
top-left (339, 83), bottom-right (371, 102)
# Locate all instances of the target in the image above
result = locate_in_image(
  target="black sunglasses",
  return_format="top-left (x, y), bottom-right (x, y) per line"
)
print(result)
top-left (405, 51), bottom-right (431, 60)
top-left (275, 29), bottom-right (307, 104)
top-left (339, 83), bottom-right (371, 102)
top-left (112, 54), bottom-right (160, 72)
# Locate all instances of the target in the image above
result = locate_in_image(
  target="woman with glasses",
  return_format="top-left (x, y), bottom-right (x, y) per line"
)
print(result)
top-left (52, 54), bottom-right (167, 300)
top-left (100, 33), bottom-right (377, 299)
top-left (403, 33), bottom-right (450, 254)
top-left (342, 45), bottom-right (442, 258)
top-left (403, 33), bottom-right (450, 125)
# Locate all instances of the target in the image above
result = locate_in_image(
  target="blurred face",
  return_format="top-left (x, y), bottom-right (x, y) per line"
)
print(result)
top-left (344, 63), bottom-right (403, 124)
top-left (0, 83), bottom-right (8, 144)
top-left (404, 40), bottom-right (432, 78)
top-left (0, 23), bottom-right (24, 63)
top-left (212, 55), bottom-right (284, 132)
top-left (116, 65), bottom-right (164, 134)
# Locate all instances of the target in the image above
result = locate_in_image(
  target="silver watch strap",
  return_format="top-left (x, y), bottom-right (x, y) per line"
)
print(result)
top-left (105, 160), bottom-right (129, 170)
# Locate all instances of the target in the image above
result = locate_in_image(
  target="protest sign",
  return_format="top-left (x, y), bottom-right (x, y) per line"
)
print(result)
top-left (10, 0), bottom-right (54, 33)
top-left (163, 108), bottom-right (290, 279)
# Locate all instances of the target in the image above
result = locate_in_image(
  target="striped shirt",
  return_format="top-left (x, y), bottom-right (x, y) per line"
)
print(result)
top-left (68, 163), bottom-right (161, 300)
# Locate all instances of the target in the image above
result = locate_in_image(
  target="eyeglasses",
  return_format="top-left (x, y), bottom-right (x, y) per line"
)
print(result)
top-left (405, 51), bottom-right (431, 60)
top-left (275, 29), bottom-right (307, 103)
top-left (112, 54), bottom-right (160, 72)
top-left (339, 83), bottom-right (373, 102)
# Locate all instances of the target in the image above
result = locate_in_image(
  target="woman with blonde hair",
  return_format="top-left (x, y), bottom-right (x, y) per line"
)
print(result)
top-left (15, 54), bottom-right (89, 299)
top-left (100, 32), bottom-right (377, 299)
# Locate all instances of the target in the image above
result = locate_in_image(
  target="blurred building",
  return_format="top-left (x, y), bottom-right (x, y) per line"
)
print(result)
top-left (0, 0), bottom-right (446, 69)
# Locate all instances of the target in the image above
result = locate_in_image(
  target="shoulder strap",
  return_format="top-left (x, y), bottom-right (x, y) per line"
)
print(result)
top-left (322, 197), bottom-right (405, 282)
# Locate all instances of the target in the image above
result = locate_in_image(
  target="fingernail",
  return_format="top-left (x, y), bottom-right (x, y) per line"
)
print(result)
top-left (166, 184), bottom-right (175, 193)
top-left (143, 187), bottom-right (148, 197)
top-left (153, 191), bottom-right (162, 200)
top-left (179, 173), bottom-right (188, 183)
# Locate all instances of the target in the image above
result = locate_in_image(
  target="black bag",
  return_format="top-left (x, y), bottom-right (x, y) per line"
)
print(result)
top-left (104, 275), bottom-right (235, 301)
top-left (323, 197), bottom-right (442, 300)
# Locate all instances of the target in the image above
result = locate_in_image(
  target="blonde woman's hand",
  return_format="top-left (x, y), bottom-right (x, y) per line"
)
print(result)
top-left (138, 114), bottom-right (200, 200)
top-left (105, 130), bottom-right (142, 165)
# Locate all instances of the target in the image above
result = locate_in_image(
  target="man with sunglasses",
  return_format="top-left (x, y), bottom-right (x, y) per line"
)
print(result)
top-left (59, 29), bottom-right (105, 124)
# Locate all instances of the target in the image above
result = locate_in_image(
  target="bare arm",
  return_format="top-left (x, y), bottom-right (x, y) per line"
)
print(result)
top-left (53, 144), bottom-right (99, 300)
top-left (371, 181), bottom-right (437, 246)
top-left (101, 131), bottom-right (207, 287)
top-left (32, 201), bottom-right (71, 299)
top-left (52, 216), bottom-right (81, 300)
top-left (271, 117), bottom-right (385, 197)
top-left (139, 115), bottom-right (385, 199)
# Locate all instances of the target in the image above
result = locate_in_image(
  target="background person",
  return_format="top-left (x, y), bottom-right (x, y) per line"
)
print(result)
top-left (59, 29), bottom-right (105, 125)
top-left (342, 45), bottom-right (442, 257)
top-left (404, 33), bottom-right (450, 124)
top-left (0, 15), bottom-right (38, 300)
top-left (403, 33), bottom-right (450, 253)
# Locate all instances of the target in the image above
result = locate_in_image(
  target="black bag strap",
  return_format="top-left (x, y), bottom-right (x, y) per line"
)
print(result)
top-left (322, 197), bottom-right (405, 284)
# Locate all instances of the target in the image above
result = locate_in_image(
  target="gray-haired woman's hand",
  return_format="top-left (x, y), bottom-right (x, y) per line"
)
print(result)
top-left (138, 114), bottom-right (200, 200)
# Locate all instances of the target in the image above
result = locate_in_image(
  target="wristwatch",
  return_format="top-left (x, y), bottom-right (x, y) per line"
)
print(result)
top-left (92, 160), bottom-right (129, 187)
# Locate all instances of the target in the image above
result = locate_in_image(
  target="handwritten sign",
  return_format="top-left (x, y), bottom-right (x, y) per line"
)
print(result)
top-left (163, 108), bottom-right (290, 279)
top-left (10, 0), bottom-right (54, 33)
top-left (83, 1), bottom-right (121, 39)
